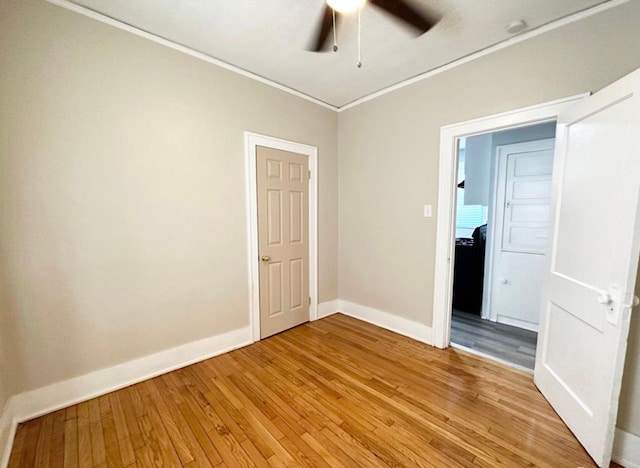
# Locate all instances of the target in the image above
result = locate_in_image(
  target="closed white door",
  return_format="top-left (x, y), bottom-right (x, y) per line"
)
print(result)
top-left (535, 68), bottom-right (640, 467)
top-left (256, 146), bottom-right (309, 339)
top-left (489, 139), bottom-right (555, 331)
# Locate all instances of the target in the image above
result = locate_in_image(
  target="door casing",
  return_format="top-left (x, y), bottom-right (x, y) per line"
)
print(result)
top-left (245, 132), bottom-right (318, 342)
top-left (432, 94), bottom-right (589, 349)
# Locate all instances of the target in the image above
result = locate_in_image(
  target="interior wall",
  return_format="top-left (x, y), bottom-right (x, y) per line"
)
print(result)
top-left (491, 122), bottom-right (557, 154)
top-left (338, 0), bottom-right (640, 331)
top-left (338, 0), bottom-right (640, 436)
top-left (0, 0), bottom-right (339, 395)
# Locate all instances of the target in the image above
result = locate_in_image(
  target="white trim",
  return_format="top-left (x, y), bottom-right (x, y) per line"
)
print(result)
top-left (9, 326), bottom-right (251, 425)
top-left (0, 400), bottom-right (17, 468)
top-left (482, 137), bottom-right (501, 321)
top-left (338, 0), bottom-right (629, 111)
top-left (244, 133), bottom-right (319, 342)
top-left (318, 300), bottom-right (340, 319)
top-left (45, 0), bottom-right (338, 112)
top-left (339, 300), bottom-right (433, 345)
top-left (46, 0), bottom-right (627, 113)
top-left (432, 94), bottom-right (589, 349)
top-left (613, 428), bottom-right (640, 468)
top-left (496, 316), bottom-right (539, 333)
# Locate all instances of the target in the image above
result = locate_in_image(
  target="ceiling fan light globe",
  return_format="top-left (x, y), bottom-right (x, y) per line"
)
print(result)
top-left (326, 0), bottom-right (366, 13)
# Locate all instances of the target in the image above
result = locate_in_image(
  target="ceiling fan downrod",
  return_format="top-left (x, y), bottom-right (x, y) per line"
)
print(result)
top-left (333, 9), bottom-right (338, 51)
top-left (357, 6), bottom-right (362, 68)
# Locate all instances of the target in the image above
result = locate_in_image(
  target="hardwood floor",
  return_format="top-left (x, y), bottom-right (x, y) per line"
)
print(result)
top-left (451, 309), bottom-right (538, 370)
top-left (8, 313), bottom-right (602, 467)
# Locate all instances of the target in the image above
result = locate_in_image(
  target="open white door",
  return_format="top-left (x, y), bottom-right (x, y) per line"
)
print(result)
top-left (535, 68), bottom-right (640, 467)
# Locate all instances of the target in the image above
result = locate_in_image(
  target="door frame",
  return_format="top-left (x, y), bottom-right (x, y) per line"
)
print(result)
top-left (244, 132), bottom-right (319, 342)
top-left (432, 94), bottom-right (589, 349)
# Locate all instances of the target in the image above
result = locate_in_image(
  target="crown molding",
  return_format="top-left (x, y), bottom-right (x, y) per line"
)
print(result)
top-left (337, 0), bottom-right (630, 112)
top-left (46, 0), bottom-right (628, 113)
top-left (45, 0), bottom-right (340, 112)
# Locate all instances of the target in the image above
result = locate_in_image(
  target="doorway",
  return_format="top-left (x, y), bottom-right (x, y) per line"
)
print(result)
top-left (244, 132), bottom-right (319, 342)
top-left (450, 123), bottom-right (556, 369)
top-left (431, 94), bottom-right (588, 352)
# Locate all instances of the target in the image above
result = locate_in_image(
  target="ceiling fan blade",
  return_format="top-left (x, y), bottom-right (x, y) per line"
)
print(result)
top-left (369, 0), bottom-right (439, 34)
top-left (308, 5), bottom-right (339, 52)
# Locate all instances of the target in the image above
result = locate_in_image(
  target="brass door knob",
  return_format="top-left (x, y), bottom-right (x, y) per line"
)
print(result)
top-left (261, 255), bottom-right (271, 262)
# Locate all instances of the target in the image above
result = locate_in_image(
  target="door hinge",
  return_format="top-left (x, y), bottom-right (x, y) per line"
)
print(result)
top-left (308, 170), bottom-right (311, 180)
top-left (308, 297), bottom-right (311, 305)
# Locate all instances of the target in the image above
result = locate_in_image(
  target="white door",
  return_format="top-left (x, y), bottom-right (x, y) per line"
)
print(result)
top-left (535, 69), bottom-right (640, 467)
top-left (256, 146), bottom-right (310, 339)
top-left (490, 139), bottom-right (555, 331)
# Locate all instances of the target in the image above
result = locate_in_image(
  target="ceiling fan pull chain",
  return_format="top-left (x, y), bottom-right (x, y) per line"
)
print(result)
top-left (357, 6), bottom-right (362, 68)
top-left (332, 9), bottom-right (338, 52)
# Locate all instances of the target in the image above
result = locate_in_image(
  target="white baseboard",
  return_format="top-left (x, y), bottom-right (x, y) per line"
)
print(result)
top-left (9, 326), bottom-right (252, 426)
top-left (496, 315), bottom-right (539, 333)
top-left (0, 400), bottom-right (17, 468)
top-left (317, 299), bottom-right (340, 319)
top-left (338, 300), bottom-right (433, 345)
top-left (614, 428), bottom-right (640, 468)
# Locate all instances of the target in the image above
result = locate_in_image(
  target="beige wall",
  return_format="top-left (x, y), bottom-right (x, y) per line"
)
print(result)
top-left (338, 1), bottom-right (640, 436)
top-left (0, 0), bottom-right (338, 395)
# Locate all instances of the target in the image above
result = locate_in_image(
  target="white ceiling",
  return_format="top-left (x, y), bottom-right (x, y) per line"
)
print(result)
top-left (69, 0), bottom-right (611, 108)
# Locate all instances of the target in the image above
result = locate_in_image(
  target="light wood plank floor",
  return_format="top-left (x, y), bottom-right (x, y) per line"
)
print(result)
top-left (451, 309), bottom-right (538, 370)
top-left (9, 313), bottom-right (604, 467)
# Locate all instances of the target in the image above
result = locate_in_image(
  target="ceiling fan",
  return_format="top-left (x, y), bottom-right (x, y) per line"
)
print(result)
top-left (308, 0), bottom-right (440, 53)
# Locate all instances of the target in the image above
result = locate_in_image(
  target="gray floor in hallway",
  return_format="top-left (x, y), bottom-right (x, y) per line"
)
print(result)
top-left (451, 309), bottom-right (538, 370)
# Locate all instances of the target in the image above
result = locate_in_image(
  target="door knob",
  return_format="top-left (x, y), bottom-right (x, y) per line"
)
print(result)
top-left (261, 255), bottom-right (271, 262)
top-left (499, 278), bottom-right (508, 285)
top-left (597, 293), bottom-right (612, 305)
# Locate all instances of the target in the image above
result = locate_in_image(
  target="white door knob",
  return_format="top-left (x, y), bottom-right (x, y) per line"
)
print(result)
top-left (597, 293), bottom-right (612, 305)
top-left (499, 279), bottom-right (508, 285)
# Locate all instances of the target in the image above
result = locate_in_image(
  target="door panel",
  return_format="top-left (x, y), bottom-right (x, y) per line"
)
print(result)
top-left (495, 251), bottom-right (546, 326)
top-left (289, 191), bottom-right (304, 243)
top-left (257, 146), bottom-right (309, 339)
top-left (267, 189), bottom-right (283, 245)
top-left (510, 204), bottom-right (549, 223)
top-left (289, 258), bottom-right (303, 309)
top-left (544, 302), bottom-right (600, 411)
top-left (513, 153), bottom-right (553, 176)
top-left (535, 69), bottom-right (640, 467)
top-left (267, 261), bottom-right (284, 316)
